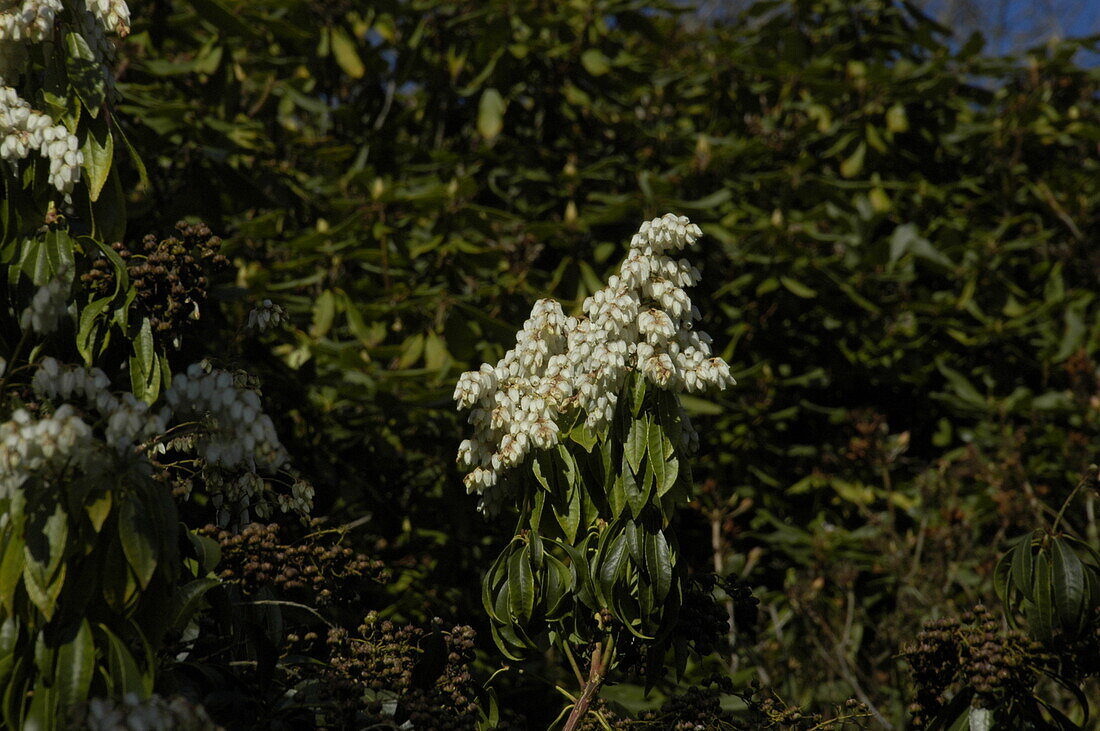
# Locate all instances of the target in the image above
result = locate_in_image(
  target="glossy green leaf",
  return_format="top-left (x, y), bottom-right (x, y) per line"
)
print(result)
top-left (56, 620), bottom-right (94, 710)
top-left (1010, 533), bottom-right (1036, 601)
top-left (98, 625), bottom-right (147, 697)
top-left (119, 499), bottom-right (157, 590)
top-left (81, 121), bottom-right (113, 202)
top-left (166, 578), bottom-right (220, 634)
top-left (1027, 551), bottom-right (1053, 643)
top-left (477, 88), bottom-right (505, 140)
top-left (624, 416), bottom-right (647, 475)
top-left (508, 545), bottom-right (534, 621)
top-left (330, 26), bottom-right (365, 78)
top-left (1051, 538), bottom-right (1086, 635)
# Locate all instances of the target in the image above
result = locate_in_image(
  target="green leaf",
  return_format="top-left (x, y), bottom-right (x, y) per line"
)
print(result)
top-left (886, 102), bottom-right (909, 132)
top-left (1011, 533), bottom-right (1036, 601)
top-left (839, 141), bottom-right (866, 178)
top-left (598, 531), bottom-right (628, 598)
top-left (84, 491), bottom-right (112, 533)
top-left (1027, 551), bottom-right (1054, 643)
top-left (646, 420), bottom-right (675, 497)
top-left (189, 0), bottom-right (255, 37)
top-left (56, 620), bottom-right (94, 710)
top-left (477, 89), bottom-right (506, 140)
top-left (622, 457), bottom-right (646, 519)
top-left (166, 578), bottom-right (220, 634)
top-left (113, 122), bottom-right (150, 192)
top-left (119, 498), bottom-right (157, 590)
top-left (508, 545), bottom-right (534, 621)
top-left (101, 535), bottom-right (138, 612)
top-left (624, 521), bottom-right (642, 568)
top-left (529, 529), bottom-right (544, 571)
top-left (90, 165), bottom-right (126, 244)
top-left (185, 531), bottom-right (222, 576)
top-left (580, 49), bottom-right (612, 76)
top-left (936, 359), bottom-right (985, 409)
top-left (80, 120), bottom-right (113, 202)
top-left (76, 296), bottom-right (112, 365)
top-left (625, 416), bottom-right (647, 475)
top-left (1051, 538), bottom-right (1086, 635)
top-left (568, 423), bottom-right (597, 452)
top-left (330, 26), bottom-right (365, 78)
top-left (646, 530), bottom-right (673, 602)
top-left (891, 224), bottom-right (954, 269)
top-left (65, 33), bottom-right (105, 114)
top-left (0, 531), bottom-right (24, 615)
top-left (97, 625), bottom-right (147, 697)
top-left (780, 276), bottom-right (817, 298)
top-left (556, 482), bottom-right (581, 544)
top-left (631, 375), bottom-right (646, 416)
top-left (608, 473), bottom-right (627, 520)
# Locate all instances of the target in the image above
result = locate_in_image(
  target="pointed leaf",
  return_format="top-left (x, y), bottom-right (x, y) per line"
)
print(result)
top-left (1051, 538), bottom-right (1086, 635)
top-left (625, 416), bottom-right (647, 475)
top-left (56, 620), bottom-right (94, 709)
top-left (119, 499), bottom-right (157, 589)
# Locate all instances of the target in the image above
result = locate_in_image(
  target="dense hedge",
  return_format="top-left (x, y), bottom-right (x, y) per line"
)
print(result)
top-left (2, 0), bottom-right (1099, 727)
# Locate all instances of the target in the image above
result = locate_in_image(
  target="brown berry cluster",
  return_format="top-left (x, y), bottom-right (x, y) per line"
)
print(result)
top-left (81, 221), bottom-right (230, 342)
top-left (202, 522), bottom-right (389, 606)
top-left (739, 686), bottom-right (870, 730)
top-left (308, 613), bottom-right (480, 729)
top-left (902, 604), bottom-right (1043, 727)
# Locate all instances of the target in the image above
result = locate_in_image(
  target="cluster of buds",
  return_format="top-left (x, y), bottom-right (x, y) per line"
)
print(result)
top-left (454, 214), bottom-right (734, 495)
top-left (246, 299), bottom-right (288, 333)
top-left (83, 223), bottom-right (231, 346)
top-left (203, 521), bottom-right (388, 604)
top-left (903, 605), bottom-right (1043, 727)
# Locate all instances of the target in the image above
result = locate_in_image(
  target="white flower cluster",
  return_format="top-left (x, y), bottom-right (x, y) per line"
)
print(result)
top-left (84, 0), bottom-right (129, 37)
top-left (19, 273), bottom-right (69, 334)
top-left (246, 299), bottom-right (287, 333)
top-left (0, 404), bottom-right (100, 497)
top-left (0, 0), bottom-right (62, 45)
top-left (33, 358), bottom-right (169, 452)
top-left (1, 0), bottom-right (131, 193)
top-left (82, 693), bottom-right (222, 731)
top-left (166, 364), bottom-right (288, 472)
top-left (3, 356), bottom-right (304, 525)
top-left (0, 87), bottom-right (83, 193)
top-left (454, 213), bottom-right (734, 494)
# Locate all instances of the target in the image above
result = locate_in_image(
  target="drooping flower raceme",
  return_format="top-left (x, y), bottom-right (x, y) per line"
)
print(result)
top-left (19, 273), bottom-right (70, 334)
top-left (246, 299), bottom-right (288, 334)
top-left (8, 357), bottom-right (304, 522)
top-left (165, 363), bottom-right (288, 472)
top-left (0, 404), bottom-right (100, 497)
top-left (453, 213), bottom-right (734, 495)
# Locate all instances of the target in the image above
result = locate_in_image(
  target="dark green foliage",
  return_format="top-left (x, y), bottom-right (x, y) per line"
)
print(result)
top-left (2, 0), bottom-right (1100, 726)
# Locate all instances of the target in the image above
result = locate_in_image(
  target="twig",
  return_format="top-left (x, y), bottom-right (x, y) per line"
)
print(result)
top-left (562, 637), bottom-right (613, 731)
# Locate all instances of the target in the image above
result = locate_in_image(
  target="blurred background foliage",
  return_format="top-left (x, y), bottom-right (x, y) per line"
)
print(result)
top-left (110, 0), bottom-right (1099, 725)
